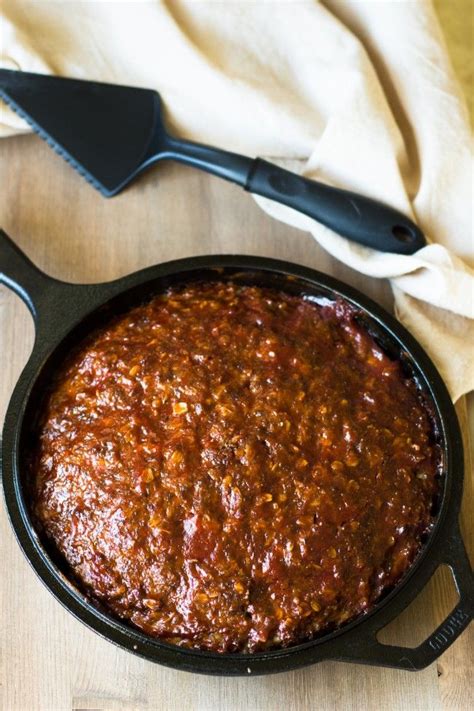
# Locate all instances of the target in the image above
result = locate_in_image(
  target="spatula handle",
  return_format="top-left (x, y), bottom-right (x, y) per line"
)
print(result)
top-left (245, 159), bottom-right (425, 254)
top-left (164, 138), bottom-right (425, 255)
top-left (164, 136), bottom-right (254, 187)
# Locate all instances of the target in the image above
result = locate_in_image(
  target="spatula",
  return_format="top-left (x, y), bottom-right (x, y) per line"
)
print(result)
top-left (0, 69), bottom-right (425, 254)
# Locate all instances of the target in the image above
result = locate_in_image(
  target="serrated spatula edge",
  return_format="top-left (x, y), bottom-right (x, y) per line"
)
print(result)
top-left (0, 89), bottom-right (112, 196)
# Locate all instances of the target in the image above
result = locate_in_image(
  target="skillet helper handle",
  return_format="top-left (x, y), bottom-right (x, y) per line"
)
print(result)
top-left (339, 527), bottom-right (473, 670)
top-left (0, 228), bottom-right (52, 319)
top-left (245, 158), bottom-right (426, 255)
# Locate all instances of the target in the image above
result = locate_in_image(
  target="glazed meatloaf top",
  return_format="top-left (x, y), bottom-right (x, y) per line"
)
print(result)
top-left (31, 282), bottom-right (440, 652)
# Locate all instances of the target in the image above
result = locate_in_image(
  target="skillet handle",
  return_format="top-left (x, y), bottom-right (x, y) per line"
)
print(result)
top-left (0, 229), bottom-right (56, 321)
top-left (337, 526), bottom-right (473, 670)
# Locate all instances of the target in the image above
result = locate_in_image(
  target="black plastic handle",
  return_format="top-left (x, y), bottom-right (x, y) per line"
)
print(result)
top-left (163, 136), bottom-right (254, 186)
top-left (245, 159), bottom-right (425, 255)
top-left (159, 135), bottom-right (426, 255)
top-left (337, 527), bottom-right (473, 670)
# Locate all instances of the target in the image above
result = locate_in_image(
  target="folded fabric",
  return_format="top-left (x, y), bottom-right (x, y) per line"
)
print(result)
top-left (1, 0), bottom-right (472, 399)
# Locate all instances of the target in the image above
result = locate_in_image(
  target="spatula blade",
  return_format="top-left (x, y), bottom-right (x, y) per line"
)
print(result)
top-left (0, 69), bottom-right (161, 196)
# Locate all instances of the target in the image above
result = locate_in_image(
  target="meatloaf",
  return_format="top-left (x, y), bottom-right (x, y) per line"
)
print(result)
top-left (31, 282), bottom-right (440, 652)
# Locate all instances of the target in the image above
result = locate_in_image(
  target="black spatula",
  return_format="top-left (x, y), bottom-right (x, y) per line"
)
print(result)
top-left (0, 69), bottom-right (425, 254)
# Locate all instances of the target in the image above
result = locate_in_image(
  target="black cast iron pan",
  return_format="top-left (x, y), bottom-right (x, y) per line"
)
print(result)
top-left (1, 229), bottom-right (472, 675)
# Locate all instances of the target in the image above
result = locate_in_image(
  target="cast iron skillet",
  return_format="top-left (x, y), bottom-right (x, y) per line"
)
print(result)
top-left (1, 229), bottom-right (472, 675)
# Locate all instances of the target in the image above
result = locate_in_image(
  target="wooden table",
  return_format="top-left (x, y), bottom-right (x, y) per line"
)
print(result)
top-left (0, 3), bottom-right (472, 702)
top-left (0, 133), bottom-right (472, 711)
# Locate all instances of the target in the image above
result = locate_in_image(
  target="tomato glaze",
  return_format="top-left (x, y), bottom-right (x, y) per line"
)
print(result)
top-left (32, 283), bottom-right (440, 652)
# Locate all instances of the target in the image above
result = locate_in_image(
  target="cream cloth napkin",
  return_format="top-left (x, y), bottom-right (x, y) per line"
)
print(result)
top-left (1, 0), bottom-right (472, 400)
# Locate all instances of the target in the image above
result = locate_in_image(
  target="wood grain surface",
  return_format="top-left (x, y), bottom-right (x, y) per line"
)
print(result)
top-left (0, 133), bottom-right (472, 711)
top-left (0, 3), bottom-right (472, 705)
